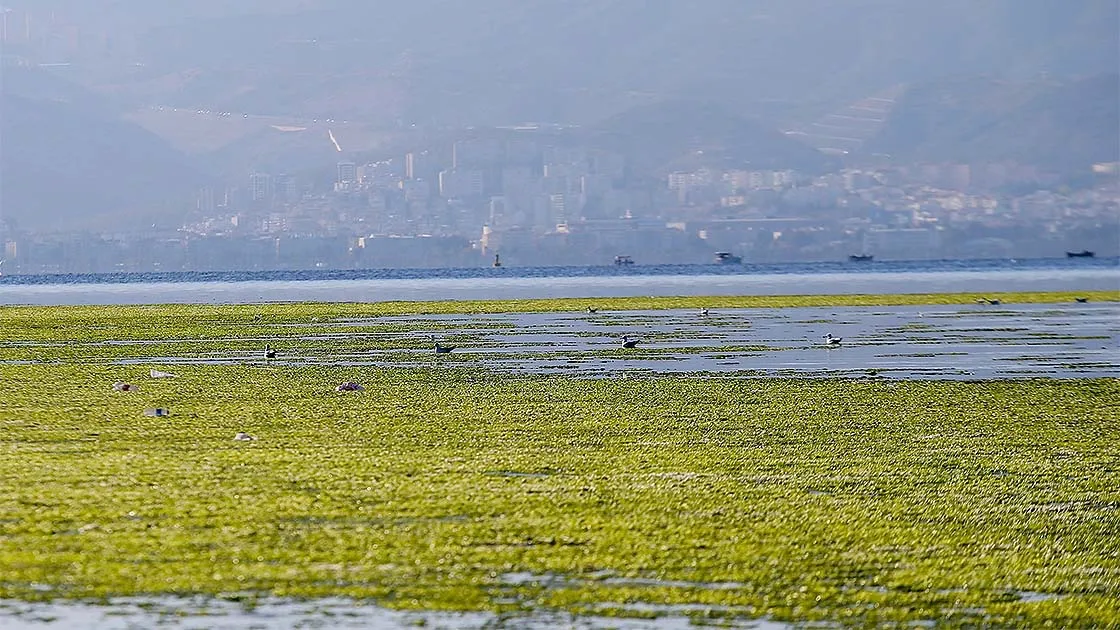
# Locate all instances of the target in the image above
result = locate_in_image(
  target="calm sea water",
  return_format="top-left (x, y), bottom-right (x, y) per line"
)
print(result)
top-left (0, 258), bottom-right (1115, 306)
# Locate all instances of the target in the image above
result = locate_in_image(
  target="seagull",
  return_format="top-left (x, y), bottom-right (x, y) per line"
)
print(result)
top-left (265, 344), bottom-right (277, 360)
top-left (823, 334), bottom-right (842, 346)
top-left (1075, 297), bottom-right (1089, 303)
top-left (432, 335), bottom-right (455, 354)
top-left (586, 307), bottom-right (598, 314)
top-left (699, 308), bottom-right (710, 316)
top-left (621, 335), bottom-right (641, 349)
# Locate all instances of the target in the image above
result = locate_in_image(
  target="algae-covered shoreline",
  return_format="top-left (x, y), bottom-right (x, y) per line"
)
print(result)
top-left (1, 290), bottom-right (1117, 320)
top-left (0, 293), bottom-right (1117, 628)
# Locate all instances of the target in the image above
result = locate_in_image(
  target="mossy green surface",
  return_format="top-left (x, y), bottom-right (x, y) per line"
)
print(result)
top-left (0, 296), bottom-right (1117, 628)
top-left (1, 290), bottom-right (1116, 343)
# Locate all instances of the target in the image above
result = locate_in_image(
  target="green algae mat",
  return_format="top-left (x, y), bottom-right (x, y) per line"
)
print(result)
top-left (0, 295), bottom-right (1118, 628)
top-left (1, 290), bottom-right (1116, 327)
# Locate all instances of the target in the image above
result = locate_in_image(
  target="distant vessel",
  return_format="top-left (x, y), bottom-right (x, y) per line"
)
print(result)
top-left (714, 252), bottom-right (742, 264)
top-left (492, 253), bottom-right (503, 267)
top-left (1066, 250), bottom-right (1095, 258)
top-left (848, 254), bottom-right (874, 262)
top-left (614, 255), bottom-right (635, 266)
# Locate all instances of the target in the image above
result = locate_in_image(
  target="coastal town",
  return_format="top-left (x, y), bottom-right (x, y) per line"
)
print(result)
top-left (0, 3), bottom-right (1116, 276)
top-left (2, 132), bottom-right (1116, 274)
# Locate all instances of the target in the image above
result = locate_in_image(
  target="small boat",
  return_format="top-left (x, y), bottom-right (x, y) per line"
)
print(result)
top-left (614, 255), bottom-right (635, 266)
top-left (848, 254), bottom-right (874, 262)
top-left (1066, 250), bottom-right (1095, 258)
top-left (714, 252), bottom-right (742, 264)
top-left (492, 253), bottom-right (503, 268)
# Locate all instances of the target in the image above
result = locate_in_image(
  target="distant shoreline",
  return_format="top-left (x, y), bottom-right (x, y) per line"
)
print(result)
top-left (1, 256), bottom-right (1117, 285)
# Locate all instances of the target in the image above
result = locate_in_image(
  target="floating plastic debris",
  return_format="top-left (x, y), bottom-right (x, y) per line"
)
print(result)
top-left (149, 369), bottom-right (177, 379)
top-left (233, 432), bottom-right (256, 441)
top-left (143, 408), bottom-right (170, 417)
top-left (336, 382), bottom-right (364, 392)
top-left (112, 382), bottom-right (138, 392)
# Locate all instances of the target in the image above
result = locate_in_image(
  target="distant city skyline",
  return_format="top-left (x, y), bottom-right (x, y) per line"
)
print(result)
top-left (0, 1), bottom-right (1116, 271)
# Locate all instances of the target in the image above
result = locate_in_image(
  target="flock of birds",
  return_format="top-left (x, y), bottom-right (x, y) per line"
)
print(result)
top-left (250, 296), bottom-right (1095, 362)
top-left (122, 296), bottom-right (1099, 442)
top-left (252, 305), bottom-right (854, 365)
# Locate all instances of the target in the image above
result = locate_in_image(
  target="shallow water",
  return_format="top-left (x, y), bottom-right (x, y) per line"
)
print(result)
top-left (1, 293), bottom-right (1107, 628)
top-left (1, 259), bottom-right (1116, 305)
top-left (0, 597), bottom-right (789, 629)
top-left (83, 302), bottom-right (1118, 380)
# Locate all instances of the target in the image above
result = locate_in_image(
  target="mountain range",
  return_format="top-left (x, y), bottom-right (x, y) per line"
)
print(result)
top-left (586, 101), bottom-right (838, 176)
top-left (104, 0), bottom-right (1119, 126)
top-left (0, 1), bottom-right (1116, 229)
top-left (862, 73), bottom-right (1120, 173)
top-left (0, 66), bottom-right (208, 231)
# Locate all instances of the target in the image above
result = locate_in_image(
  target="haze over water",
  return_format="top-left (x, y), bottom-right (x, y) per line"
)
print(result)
top-left (0, 259), bottom-right (1115, 306)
